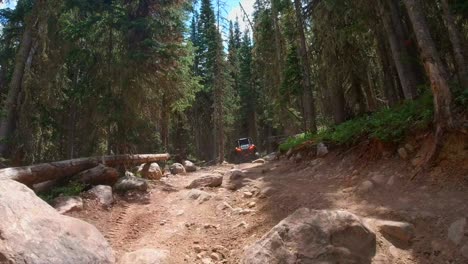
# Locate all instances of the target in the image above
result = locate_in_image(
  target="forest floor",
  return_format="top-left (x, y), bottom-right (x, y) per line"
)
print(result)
top-left (69, 132), bottom-right (468, 264)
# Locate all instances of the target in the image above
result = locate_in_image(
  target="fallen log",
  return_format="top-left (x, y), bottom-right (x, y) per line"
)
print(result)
top-left (71, 164), bottom-right (119, 186)
top-left (0, 153), bottom-right (170, 186)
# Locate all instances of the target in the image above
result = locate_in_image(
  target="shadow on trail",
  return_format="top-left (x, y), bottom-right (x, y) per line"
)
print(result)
top-left (237, 151), bottom-right (468, 263)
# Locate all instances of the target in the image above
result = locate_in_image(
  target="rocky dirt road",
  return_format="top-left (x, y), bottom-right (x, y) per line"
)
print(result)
top-left (70, 150), bottom-right (468, 264)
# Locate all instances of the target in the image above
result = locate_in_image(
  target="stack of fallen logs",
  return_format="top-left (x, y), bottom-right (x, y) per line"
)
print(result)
top-left (0, 154), bottom-right (170, 191)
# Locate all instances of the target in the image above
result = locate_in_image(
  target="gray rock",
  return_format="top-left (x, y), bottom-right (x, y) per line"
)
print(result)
top-left (87, 185), bottom-right (114, 206)
top-left (201, 258), bottom-right (214, 264)
top-left (461, 244), bottom-right (468, 259)
top-left (241, 208), bottom-right (376, 264)
top-left (0, 179), bottom-right (115, 264)
top-left (263, 152), bottom-right (277, 161)
top-left (183, 160), bottom-right (197, 172)
top-left (371, 174), bottom-right (387, 185)
top-left (377, 220), bottom-right (415, 243)
top-left (118, 248), bottom-right (168, 264)
top-left (294, 153), bottom-right (302, 162)
top-left (187, 189), bottom-right (213, 204)
top-left (114, 172), bottom-right (148, 192)
top-left (225, 169), bottom-right (247, 190)
top-left (398, 148), bottom-right (408, 160)
top-left (386, 176), bottom-right (395, 186)
top-left (358, 180), bottom-right (374, 193)
top-left (404, 143), bottom-right (414, 153)
top-left (53, 196), bottom-right (83, 214)
top-left (243, 191), bottom-right (253, 198)
top-left (448, 218), bottom-right (466, 245)
top-left (252, 158), bottom-right (265, 164)
top-left (170, 163), bottom-right (186, 175)
top-left (317, 142), bottom-right (328, 157)
top-left (186, 174), bottom-right (223, 189)
top-left (138, 162), bottom-right (162, 180)
top-left (258, 186), bottom-right (276, 198)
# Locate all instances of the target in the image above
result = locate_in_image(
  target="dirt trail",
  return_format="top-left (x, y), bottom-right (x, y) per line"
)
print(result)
top-left (70, 146), bottom-right (468, 264)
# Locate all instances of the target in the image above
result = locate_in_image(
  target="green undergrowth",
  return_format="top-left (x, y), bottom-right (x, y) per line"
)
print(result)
top-left (38, 181), bottom-right (86, 204)
top-left (280, 93), bottom-right (433, 151)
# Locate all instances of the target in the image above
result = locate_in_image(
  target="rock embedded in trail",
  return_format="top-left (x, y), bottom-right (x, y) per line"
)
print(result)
top-left (358, 180), bottom-right (374, 193)
top-left (461, 244), bottom-right (468, 259)
top-left (183, 160), bottom-right (197, 172)
top-left (114, 171), bottom-right (149, 192)
top-left (252, 158), bottom-right (265, 164)
top-left (53, 196), bottom-right (83, 214)
top-left (317, 142), bottom-right (329, 157)
top-left (86, 185), bottom-right (114, 206)
top-left (186, 174), bottom-right (223, 189)
top-left (376, 220), bottom-right (415, 243)
top-left (263, 152), bottom-right (277, 161)
top-left (241, 208), bottom-right (376, 264)
top-left (118, 248), bottom-right (168, 264)
top-left (170, 163), bottom-right (186, 175)
top-left (187, 189), bottom-right (213, 204)
top-left (138, 162), bottom-right (163, 180)
top-left (398, 147), bottom-right (408, 160)
top-left (448, 218), bottom-right (466, 245)
top-left (0, 179), bottom-right (115, 264)
top-left (225, 169), bottom-right (249, 190)
top-left (371, 173), bottom-right (387, 185)
top-left (258, 186), bottom-right (276, 198)
top-left (243, 191), bottom-right (253, 198)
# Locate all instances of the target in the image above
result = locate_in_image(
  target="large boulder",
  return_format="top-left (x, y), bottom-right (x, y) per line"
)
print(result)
top-left (138, 163), bottom-right (163, 180)
top-left (86, 185), bottom-right (114, 207)
top-left (0, 179), bottom-right (115, 264)
top-left (52, 196), bottom-right (83, 214)
top-left (118, 248), bottom-right (168, 264)
top-left (114, 172), bottom-right (148, 192)
top-left (186, 174), bottom-right (223, 189)
top-left (169, 163), bottom-right (186, 175)
top-left (241, 208), bottom-right (376, 264)
top-left (183, 160), bottom-right (197, 172)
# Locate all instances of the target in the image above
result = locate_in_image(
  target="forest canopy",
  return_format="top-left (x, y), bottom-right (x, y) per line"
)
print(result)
top-left (0, 0), bottom-right (466, 165)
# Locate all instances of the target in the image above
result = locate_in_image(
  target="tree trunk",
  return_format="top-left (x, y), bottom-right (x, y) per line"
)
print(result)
top-left (365, 71), bottom-right (378, 111)
top-left (0, 153), bottom-right (170, 186)
top-left (378, 0), bottom-right (419, 100)
top-left (402, 0), bottom-right (453, 165)
top-left (160, 101), bottom-right (170, 152)
top-left (294, 0), bottom-right (317, 133)
top-left (0, 18), bottom-right (35, 156)
top-left (441, 0), bottom-right (468, 89)
top-left (271, 1), bottom-right (284, 86)
top-left (376, 31), bottom-right (400, 106)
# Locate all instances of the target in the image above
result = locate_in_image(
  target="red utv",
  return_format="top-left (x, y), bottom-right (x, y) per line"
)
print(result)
top-left (233, 137), bottom-right (258, 163)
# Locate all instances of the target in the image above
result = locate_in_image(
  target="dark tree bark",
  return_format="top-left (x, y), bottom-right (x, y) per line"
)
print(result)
top-left (376, 31), bottom-right (401, 106)
top-left (441, 0), bottom-right (468, 89)
top-left (0, 18), bottom-right (35, 156)
top-left (378, 0), bottom-right (419, 100)
top-left (402, 0), bottom-right (453, 165)
top-left (294, 0), bottom-right (317, 132)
